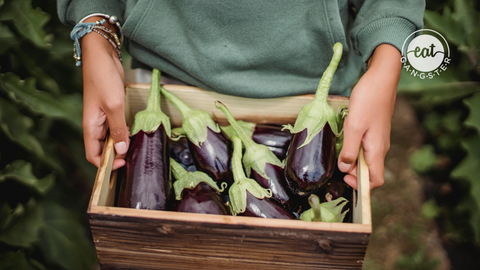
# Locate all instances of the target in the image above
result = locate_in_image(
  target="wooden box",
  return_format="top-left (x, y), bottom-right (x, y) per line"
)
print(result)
top-left (88, 83), bottom-right (371, 270)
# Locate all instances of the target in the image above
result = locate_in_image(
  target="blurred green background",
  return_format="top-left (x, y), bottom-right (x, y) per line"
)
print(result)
top-left (0, 0), bottom-right (478, 269)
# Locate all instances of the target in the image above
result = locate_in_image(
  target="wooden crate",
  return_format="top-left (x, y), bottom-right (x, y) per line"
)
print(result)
top-left (88, 83), bottom-right (372, 270)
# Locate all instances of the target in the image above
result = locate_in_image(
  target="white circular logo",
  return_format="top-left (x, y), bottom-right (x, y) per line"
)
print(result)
top-left (401, 29), bottom-right (451, 79)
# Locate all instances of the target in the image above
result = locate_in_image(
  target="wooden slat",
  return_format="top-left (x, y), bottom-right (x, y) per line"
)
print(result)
top-left (353, 147), bottom-right (371, 225)
top-left (125, 83), bottom-right (350, 126)
top-left (89, 212), bottom-right (369, 270)
top-left (89, 135), bottom-right (115, 207)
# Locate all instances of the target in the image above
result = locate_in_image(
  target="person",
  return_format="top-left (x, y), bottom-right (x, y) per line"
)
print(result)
top-left (57, 1), bottom-right (425, 190)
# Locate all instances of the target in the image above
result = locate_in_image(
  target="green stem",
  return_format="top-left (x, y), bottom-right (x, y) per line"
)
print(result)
top-left (170, 157), bottom-right (187, 180)
top-left (231, 136), bottom-right (246, 182)
top-left (146, 69), bottom-right (162, 113)
top-left (309, 194), bottom-right (322, 222)
top-left (314, 42), bottom-right (343, 102)
top-left (160, 86), bottom-right (192, 118)
top-left (215, 101), bottom-right (256, 150)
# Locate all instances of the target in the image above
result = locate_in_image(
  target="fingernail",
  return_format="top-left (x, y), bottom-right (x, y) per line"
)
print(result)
top-left (115, 141), bottom-right (127, 155)
top-left (339, 162), bottom-right (351, 172)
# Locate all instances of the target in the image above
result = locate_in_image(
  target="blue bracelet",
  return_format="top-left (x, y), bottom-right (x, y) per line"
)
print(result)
top-left (70, 19), bottom-right (106, 66)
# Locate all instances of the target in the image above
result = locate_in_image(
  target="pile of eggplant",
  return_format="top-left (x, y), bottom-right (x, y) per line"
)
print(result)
top-left (117, 42), bottom-right (352, 223)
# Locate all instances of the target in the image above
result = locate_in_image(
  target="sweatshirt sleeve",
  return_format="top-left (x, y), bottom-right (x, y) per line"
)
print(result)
top-left (57, 0), bottom-right (126, 26)
top-left (349, 0), bottom-right (425, 70)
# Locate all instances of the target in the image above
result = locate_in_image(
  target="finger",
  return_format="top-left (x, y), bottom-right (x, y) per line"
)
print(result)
top-left (338, 119), bottom-right (364, 173)
top-left (342, 161), bottom-right (358, 189)
top-left (82, 110), bottom-right (107, 167)
top-left (112, 158), bottom-right (126, 171)
top-left (363, 147), bottom-right (386, 190)
top-left (361, 131), bottom-right (387, 190)
top-left (104, 101), bottom-right (130, 157)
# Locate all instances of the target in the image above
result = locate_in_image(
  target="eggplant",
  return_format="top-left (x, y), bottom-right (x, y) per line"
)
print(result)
top-left (169, 136), bottom-right (196, 171)
top-left (228, 135), bottom-right (294, 219)
top-left (117, 69), bottom-right (172, 210)
top-left (160, 88), bottom-right (233, 185)
top-left (283, 42), bottom-right (343, 195)
top-left (252, 124), bottom-right (293, 150)
top-left (300, 194), bottom-right (349, 223)
top-left (216, 102), bottom-right (295, 208)
top-left (221, 121), bottom-right (292, 160)
top-left (284, 125), bottom-right (336, 195)
top-left (170, 158), bottom-right (229, 215)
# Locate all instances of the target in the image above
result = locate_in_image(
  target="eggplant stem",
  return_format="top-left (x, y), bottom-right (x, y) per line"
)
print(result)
top-left (160, 85), bottom-right (192, 118)
top-left (145, 69), bottom-right (162, 113)
top-left (314, 43), bottom-right (343, 102)
top-left (231, 136), bottom-right (247, 181)
top-left (309, 194), bottom-right (322, 222)
top-left (215, 101), bottom-right (256, 150)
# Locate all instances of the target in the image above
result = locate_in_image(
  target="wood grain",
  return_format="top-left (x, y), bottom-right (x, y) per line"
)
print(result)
top-left (90, 211), bottom-right (369, 270)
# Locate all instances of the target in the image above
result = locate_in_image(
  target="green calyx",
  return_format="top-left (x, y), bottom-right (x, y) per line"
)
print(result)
top-left (160, 87), bottom-right (220, 147)
top-left (282, 42), bottom-right (343, 149)
top-left (335, 106), bottom-right (348, 157)
top-left (216, 101), bottom-right (283, 181)
top-left (170, 158), bottom-right (227, 201)
top-left (131, 69), bottom-right (172, 137)
top-left (229, 136), bottom-right (272, 216)
top-left (220, 120), bottom-right (256, 140)
top-left (300, 194), bottom-right (349, 223)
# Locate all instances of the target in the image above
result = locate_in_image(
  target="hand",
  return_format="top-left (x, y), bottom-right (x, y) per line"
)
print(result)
top-left (338, 44), bottom-right (402, 190)
top-left (81, 17), bottom-right (129, 170)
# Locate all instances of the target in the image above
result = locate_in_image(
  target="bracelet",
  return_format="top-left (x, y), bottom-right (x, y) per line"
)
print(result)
top-left (70, 19), bottom-right (122, 66)
top-left (79, 13), bottom-right (123, 45)
top-left (91, 28), bottom-right (122, 63)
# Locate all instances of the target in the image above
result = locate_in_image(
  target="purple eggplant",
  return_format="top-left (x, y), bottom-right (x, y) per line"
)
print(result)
top-left (117, 69), bottom-right (172, 210)
top-left (160, 88), bottom-right (233, 185)
top-left (284, 124), bottom-right (336, 195)
top-left (283, 42), bottom-right (343, 195)
top-left (221, 121), bottom-right (292, 160)
top-left (170, 158), bottom-right (229, 215)
top-left (228, 135), bottom-right (294, 219)
top-left (216, 102), bottom-right (295, 209)
top-left (252, 124), bottom-right (293, 150)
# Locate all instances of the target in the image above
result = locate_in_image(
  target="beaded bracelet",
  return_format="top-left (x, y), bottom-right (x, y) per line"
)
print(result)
top-left (70, 19), bottom-right (122, 66)
top-left (79, 13), bottom-right (123, 45)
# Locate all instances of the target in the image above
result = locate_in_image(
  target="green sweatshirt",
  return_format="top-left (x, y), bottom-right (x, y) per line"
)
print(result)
top-left (57, 0), bottom-right (425, 98)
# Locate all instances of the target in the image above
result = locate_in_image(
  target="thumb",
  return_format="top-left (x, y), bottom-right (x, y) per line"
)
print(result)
top-left (338, 123), bottom-right (363, 174)
top-left (105, 105), bottom-right (129, 156)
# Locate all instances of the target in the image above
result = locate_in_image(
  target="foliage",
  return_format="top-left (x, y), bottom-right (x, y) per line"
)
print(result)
top-left (400, 0), bottom-right (480, 245)
top-left (0, 0), bottom-right (97, 269)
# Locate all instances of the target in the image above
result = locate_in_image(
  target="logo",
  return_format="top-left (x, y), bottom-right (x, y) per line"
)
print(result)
top-left (401, 29), bottom-right (451, 79)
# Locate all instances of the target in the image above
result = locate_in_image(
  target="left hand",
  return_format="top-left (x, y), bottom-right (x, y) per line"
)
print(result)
top-left (337, 44), bottom-right (402, 190)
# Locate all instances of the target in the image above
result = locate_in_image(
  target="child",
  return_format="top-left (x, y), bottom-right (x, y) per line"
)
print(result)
top-left (58, 0), bottom-right (425, 190)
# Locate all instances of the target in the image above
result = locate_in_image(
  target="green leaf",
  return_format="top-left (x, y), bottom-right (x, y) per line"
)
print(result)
top-left (0, 99), bottom-right (45, 158)
top-left (424, 9), bottom-right (465, 47)
top-left (409, 145), bottom-right (438, 174)
top-left (0, 73), bottom-right (82, 129)
top-left (451, 134), bottom-right (480, 216)
top-left (464, 92), bottom-right (480, 133)
top-left (0, 22), bottom-right (18, 54)
top-left (0, 199), bottom-right (42, 248)
top-left (0, 0), bottom-right (50, 47)
top-left (421, 199), bottom-right (440, 220)
top-left (0, 250), bottom-right (45, 270)
top-left (37, 201), bottom-right (97, 270)
top-left (456, 194), bottom-right (480, 243)
top-left (0, 160), bottom-right (54, 194)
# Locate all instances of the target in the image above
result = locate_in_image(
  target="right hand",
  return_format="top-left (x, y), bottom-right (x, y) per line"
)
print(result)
top-left (81, 17), bottom-right (129, 170)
